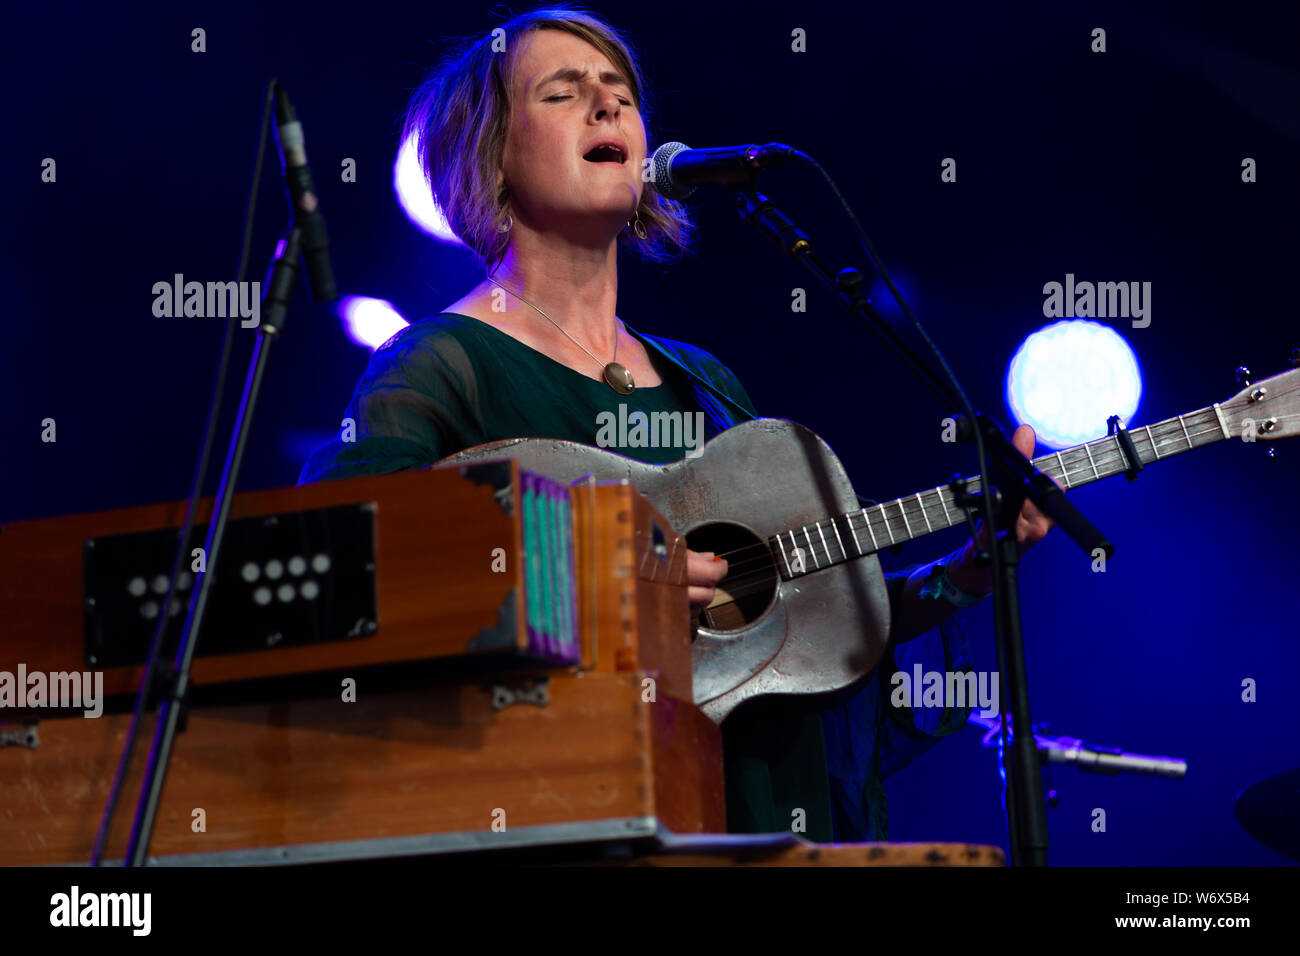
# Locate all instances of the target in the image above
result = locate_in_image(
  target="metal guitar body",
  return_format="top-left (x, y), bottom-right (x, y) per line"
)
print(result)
top-left (440, 418), bottom-right (890, 723)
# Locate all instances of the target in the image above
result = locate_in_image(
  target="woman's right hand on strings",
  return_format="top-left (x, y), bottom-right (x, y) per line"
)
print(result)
top-left (686, 550), bottom-right (728, 614)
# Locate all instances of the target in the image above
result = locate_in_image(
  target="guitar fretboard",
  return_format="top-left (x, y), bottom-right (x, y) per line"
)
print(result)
top-left (769, 404), bottom-right (1233, 579)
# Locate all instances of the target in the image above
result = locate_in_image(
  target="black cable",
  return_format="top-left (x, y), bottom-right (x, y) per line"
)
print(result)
top-left (90, 79), bottom-right (278, 866)
top-left (788, 152), bottom-right (1000, 572)
top-left (789, 151), bottom-right (1000, 565)
top-left (790, 150), bottom-right (1019, 853)
top-left (792, 151), bottom-right (979, 420)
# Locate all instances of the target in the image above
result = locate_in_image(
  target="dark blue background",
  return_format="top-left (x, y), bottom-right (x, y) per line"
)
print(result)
top-left (4, 0), bottom-right (1297, 864)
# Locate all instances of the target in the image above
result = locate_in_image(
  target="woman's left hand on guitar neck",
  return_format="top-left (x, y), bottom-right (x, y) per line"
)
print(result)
top-left (894, 424), bottom-right (1056, 643)
top-left (945, 423), bottom-right (1057, 599)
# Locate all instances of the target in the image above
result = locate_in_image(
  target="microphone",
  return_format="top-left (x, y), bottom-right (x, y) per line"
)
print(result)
top-left (650, 141), bottom-right (796, 200)
top-left (969, 714), bottom-right (1188, 780)
top-left (273, 82), bottom-right (338, 302)
top-left (1041, 742), bottom-right (1187, 779)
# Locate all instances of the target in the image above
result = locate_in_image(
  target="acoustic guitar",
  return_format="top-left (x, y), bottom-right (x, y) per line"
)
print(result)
top-left (441, 367), bottom-right (1299, 722)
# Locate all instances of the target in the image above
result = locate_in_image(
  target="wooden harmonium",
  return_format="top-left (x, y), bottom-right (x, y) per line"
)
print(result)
top-left (0, 460), bottom-right (692, 698)
top-left (0, 462), bottom-right (717, 866)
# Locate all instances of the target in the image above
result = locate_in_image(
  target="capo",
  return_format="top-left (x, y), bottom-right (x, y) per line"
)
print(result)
top-left (1107, 415), bottom-right (1143, 482)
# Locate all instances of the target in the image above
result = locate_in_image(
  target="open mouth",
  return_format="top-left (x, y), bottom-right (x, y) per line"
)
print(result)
top-left (582, 144), bottom-right (627, 165)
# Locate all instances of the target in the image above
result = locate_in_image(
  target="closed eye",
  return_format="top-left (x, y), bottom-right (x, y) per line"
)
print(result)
top-left (544, 94), bottom-right (633, 106)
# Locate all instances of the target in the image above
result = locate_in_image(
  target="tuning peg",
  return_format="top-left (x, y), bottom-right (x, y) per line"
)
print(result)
top-left (1236, 365), bottom-right (1280, 458)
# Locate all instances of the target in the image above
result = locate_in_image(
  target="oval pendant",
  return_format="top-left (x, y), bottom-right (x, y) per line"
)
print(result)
top-left (603, 362), bottom-right (636, 395)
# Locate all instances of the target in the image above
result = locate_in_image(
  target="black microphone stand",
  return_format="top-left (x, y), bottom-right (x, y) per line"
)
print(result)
top-left (734, 186), bottom-right (1113, 867)
top-left (122, 227), bottom-right (305, 865)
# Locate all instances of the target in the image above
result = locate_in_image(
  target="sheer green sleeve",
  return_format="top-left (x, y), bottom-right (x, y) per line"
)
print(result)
top-left (299, 322), bottom-right (486, 483)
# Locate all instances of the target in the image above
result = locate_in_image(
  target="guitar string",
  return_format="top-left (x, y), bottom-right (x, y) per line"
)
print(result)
top-left (700, 410), bottom-right (1296, 608)
top-left (702, 421), bottom-right (1227, 606)
top-left (695, 419), bottom-right (1243, 602)
top-left (697, 405), bottom-right (1287, 586)
top-left (711, 419), bottom-right (1221, 572)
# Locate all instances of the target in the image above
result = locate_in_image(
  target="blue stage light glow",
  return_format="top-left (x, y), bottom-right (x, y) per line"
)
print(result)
top-left (338, 295), bottom-right (409, 350)
top-left (1005, 320), bottom-right (1142, 449)
top-left (393, 132), bottom-right (463, 243)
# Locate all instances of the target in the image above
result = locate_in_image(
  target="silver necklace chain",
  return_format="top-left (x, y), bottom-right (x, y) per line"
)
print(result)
top-left (484, 273), bottom-right (620, 369)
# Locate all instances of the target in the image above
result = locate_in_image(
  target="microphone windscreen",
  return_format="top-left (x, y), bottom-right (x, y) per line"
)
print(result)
top-left (650, 141), bottom-right (693, 200)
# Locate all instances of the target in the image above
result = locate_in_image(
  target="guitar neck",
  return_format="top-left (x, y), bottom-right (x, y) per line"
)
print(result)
top-left (770, 405), bottom-right (1231, 576)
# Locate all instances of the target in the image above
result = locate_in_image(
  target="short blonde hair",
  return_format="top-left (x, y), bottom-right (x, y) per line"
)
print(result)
top-left (402, 5), bottom-right (693, 272)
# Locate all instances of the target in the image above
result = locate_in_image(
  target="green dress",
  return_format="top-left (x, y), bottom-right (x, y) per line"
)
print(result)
top-left (298, 312), bottom-right (758, 479)
top-left (300, 312), bottom-right (971, 842)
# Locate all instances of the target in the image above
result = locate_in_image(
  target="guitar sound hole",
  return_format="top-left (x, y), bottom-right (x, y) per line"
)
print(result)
top-left (685, 522), bottom-right (778, 633)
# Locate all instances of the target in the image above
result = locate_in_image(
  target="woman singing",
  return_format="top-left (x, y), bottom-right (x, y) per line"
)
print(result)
top-left (301, 5), bottom-right (1051, 842)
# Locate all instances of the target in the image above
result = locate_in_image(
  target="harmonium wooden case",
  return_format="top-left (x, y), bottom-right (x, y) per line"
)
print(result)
top-left (0, 461), bottom-right (723, 865)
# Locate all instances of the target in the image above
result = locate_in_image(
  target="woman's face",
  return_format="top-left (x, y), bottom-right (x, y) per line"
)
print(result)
top-left (501, 29), bottom-right (646, 239)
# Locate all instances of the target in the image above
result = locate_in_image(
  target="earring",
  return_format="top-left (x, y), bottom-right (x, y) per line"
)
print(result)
top-left (497, 214), bottom-right (513, 234)
top-left (628, 210), bottom-right (647, 240)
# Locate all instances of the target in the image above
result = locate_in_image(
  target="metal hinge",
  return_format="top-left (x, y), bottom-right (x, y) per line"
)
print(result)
top-left (0, 721), bottom-right (40, 749)
top-left (490, 677), bottom-right (550, 711)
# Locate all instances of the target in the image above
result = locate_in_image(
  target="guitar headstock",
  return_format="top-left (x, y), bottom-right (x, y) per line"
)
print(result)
top-left (1217, 366), bottom-right (1300, 442)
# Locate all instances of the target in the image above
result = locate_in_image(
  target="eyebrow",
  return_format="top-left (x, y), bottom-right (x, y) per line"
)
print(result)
top-left (536, 67), bottom-right (631, 92)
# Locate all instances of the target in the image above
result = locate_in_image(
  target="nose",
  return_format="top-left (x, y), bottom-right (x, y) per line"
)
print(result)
top-left (591, 87), bottom-right (622, 122)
